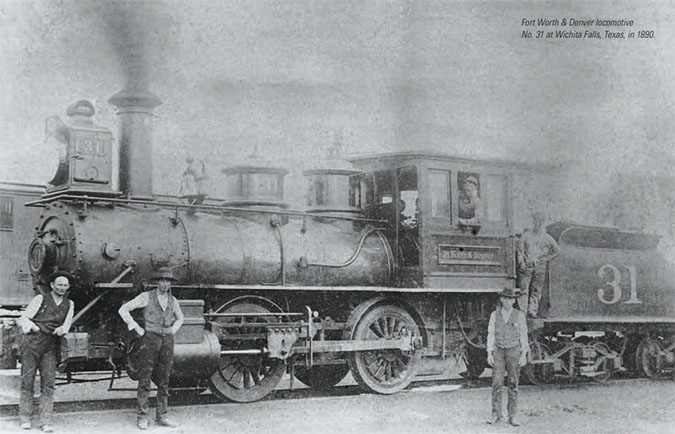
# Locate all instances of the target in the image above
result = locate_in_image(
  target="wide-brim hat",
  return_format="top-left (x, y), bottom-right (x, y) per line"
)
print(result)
top-left (499, 287), bottom-right (521, 298)
top-left (47, 270), bottom-right (75, 284)
top-left (151, 267), bottom-right (177, 281)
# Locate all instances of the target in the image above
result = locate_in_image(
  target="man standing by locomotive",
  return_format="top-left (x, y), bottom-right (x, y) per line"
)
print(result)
top-left (17, 271), bottom-right (75, 432)
top-left (517, 212), bottom-right (560, 318)
top-left (118, 267), bottom-right (184, 430)
top-left (486, 287), bottom-right (528, 426)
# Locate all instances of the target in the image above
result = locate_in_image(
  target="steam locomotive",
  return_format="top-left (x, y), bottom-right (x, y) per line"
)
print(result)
top-left (6, 88), bottom-right (675, 403)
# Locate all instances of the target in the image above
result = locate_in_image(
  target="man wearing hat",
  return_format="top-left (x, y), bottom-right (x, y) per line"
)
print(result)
top-left (118, 267), bottom-right (184, 430)
top-left (17, 271), bottom-right (75, 432)
top-left (517, 212), bottom-right (560, 318)
top-left (486, 287), bottom-right (528, 426)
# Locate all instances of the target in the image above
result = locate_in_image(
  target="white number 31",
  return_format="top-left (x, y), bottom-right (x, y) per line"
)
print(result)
top-left (597, 264), bottom-right (642, 305)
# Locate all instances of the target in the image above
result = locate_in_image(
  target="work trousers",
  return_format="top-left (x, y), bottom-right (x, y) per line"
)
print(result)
top-left (136, 332), bottom-right (174, 422)
top-left (19, 333), bottom-right (58, 426)
top-left (517, 265), bottom-right (546, 316)
top-left (491, 346), bottom-right (521, 420)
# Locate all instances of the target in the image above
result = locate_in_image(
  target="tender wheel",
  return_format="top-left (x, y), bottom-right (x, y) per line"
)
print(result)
top-left (591, 341), bottom-right (613, 383)
top-left (207, 302), bottom-right (285, 402)
top-left (522, 341), bottom-right (554, 385)
top-left (294, 364), bottom-right (350, 390)
top-left (348, 304), bottom-right (420, 394)
top-left (636, 338), bottom-right (662, 379)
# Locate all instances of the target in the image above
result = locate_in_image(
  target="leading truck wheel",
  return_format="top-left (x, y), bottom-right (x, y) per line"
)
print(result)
top-left (348, 304), bottom-right (420, 394)
top-left (207, 302), bottom-right (285, 402)
top-left (294, 364), bottom-right (350, 390)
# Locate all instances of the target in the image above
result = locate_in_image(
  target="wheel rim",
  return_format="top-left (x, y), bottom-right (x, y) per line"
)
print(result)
top-left (207, 302), bottom-right (285, 402)
top-left (591, 342), bottom-right (613, 383)
top-left (637, 338), bottom-right (662, 378)
top-left (349, 304), bottom-right (420, 394)
top-left (522, 341), bottom-right (554, 385)
top-left (294, 364), bottom-right (350, 390)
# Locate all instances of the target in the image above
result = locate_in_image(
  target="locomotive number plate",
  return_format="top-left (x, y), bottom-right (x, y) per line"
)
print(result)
top-left (438, 244), bottom-right (501, 266)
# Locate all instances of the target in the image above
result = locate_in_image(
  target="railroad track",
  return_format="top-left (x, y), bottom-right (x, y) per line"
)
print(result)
top-left (1, 375), bottom-right (659, 418)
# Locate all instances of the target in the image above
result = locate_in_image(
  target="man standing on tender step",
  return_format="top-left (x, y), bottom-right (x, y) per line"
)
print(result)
top-left (17, 270), bottom-right (75, 433)
top-left (517, 212), bottom-right (560, 318)
top-left (118, 267), bottom-right (184, 430)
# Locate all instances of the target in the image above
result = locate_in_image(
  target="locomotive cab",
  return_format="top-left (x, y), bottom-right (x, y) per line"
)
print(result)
top-left (351, 152), bottom-right (516, 291)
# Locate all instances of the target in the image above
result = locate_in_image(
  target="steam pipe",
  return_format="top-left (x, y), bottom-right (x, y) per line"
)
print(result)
top-left (304, 227), bottom-right (380, 268)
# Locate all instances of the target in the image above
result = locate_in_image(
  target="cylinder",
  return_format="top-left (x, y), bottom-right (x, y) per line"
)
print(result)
top-left (172, 331), bottom-right (221, 378)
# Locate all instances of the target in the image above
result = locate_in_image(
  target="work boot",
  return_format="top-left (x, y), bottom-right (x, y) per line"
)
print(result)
top-left (137, 419), bottom-right (149, 430)
top-left (509, 417), bottom-right (521, 426)
top-left (486, 415), bottom-right (501, 424)
top-left (156, 418), bottom-right (177, 428)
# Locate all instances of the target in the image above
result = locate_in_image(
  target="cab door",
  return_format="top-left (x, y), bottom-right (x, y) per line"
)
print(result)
top-left (362, 166), bottom-right (422, 286)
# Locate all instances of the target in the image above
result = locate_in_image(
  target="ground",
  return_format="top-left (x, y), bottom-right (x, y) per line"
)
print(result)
top-left (1, 378), bottom-right (673, 433)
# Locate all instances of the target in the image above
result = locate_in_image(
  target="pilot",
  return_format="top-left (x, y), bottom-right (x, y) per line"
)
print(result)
top-left (458, 176), bottom-right (482, 223)
top-left (517, 212), bottom-right (560, 318)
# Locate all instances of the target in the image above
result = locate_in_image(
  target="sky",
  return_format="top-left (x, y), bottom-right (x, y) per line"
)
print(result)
top-left (0, 0), bottom-right (673, 238)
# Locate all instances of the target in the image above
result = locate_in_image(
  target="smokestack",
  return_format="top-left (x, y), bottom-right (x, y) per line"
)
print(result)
top-left (108, 89), bottom-right (162, 198)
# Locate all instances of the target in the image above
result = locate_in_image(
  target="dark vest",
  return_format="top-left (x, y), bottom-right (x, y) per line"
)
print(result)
top-left (143, 290), bottom-right (175, 334)
top-left (33, 293), bottom-right (70, 335)
top-left (494, 309), bottom-right (521, 349)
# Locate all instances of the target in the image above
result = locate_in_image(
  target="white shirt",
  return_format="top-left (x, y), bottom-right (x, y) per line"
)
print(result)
top-left (118, 291), bottom-right (184, 333)
top-left (17, 293), bottom-right (74, 335)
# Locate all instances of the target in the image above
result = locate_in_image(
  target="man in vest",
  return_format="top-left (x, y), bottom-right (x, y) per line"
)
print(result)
top-left (17, 270), bottom-right (75, 432)
top-left (486, 287), bottom-right (528, 426)
top-left (118, 267), bottom-right (184, 430)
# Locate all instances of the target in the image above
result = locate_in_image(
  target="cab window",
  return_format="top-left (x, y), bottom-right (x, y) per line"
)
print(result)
top-left (484, 175), bottom-right (506, 222)
top-left (397, 166), bottom-right (419, 266)
top-left (0, 196), bottom-right (13, 231)
top-left (429, 169), bottom-right (451, 221)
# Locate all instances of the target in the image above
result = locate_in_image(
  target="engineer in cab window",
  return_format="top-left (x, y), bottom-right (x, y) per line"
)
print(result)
top-left (458, 174), bottom-right (482, 224)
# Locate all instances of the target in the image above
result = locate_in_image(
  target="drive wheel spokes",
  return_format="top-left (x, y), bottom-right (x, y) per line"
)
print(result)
top-left (349, 304), bottom-right (420, 394)
top-left (207, 302), bottom-right (285, 402)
